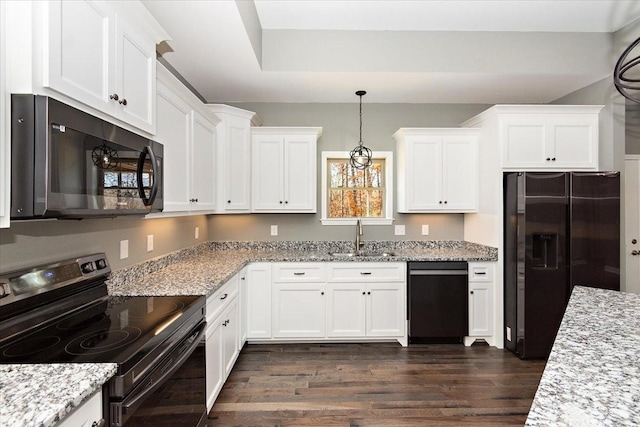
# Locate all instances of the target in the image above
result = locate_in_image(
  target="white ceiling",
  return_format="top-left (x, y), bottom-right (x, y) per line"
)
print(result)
top-left (142, 0), bottom-right (640, 104)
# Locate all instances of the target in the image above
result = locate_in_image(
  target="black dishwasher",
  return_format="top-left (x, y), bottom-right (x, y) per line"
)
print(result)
top-left (408, 262), bottom-right (469, 343)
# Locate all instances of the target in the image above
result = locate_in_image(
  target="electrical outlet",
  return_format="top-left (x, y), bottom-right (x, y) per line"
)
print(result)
top-left (421, 224), bottom-right (430, 235)
top-left (270, 225), bottom-right (278, 236)
top-left (506, 327), bottom-right (512, 341)
top-left (195, 227), bottom-right (199, 240)
top-left (146, 234), bottom-right (154, 252)
top-left (394, 225), bottom-right (405, 236)
top-left (120, 240), bottom-right (129, 259)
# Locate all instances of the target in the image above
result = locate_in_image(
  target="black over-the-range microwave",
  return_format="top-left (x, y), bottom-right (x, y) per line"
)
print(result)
top-left (11, 95), bottom-right (163, 219)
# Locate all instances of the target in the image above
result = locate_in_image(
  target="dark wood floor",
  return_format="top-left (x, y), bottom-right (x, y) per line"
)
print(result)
top-left (206, 342), bottom-right (546, 426)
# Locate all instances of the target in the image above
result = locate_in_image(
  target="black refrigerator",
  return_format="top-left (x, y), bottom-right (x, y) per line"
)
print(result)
top-left (504, 172), bottom-right (620, 359)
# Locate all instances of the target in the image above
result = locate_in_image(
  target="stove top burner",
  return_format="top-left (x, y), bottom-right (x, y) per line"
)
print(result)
top-left (65, 326), bottom-right (142, 355)
top-left (3, 336), bottom-right (62, 358)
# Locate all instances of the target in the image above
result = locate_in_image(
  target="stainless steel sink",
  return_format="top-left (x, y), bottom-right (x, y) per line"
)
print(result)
top-left (328, 251), bottom-right (396, 258)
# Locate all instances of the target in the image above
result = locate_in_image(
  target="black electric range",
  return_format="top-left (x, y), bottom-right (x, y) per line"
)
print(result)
top-left (0, 254), bottom-right (207, 426)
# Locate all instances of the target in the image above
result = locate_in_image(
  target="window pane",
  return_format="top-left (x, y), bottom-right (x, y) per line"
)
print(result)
top-left (326, 157), bottom-right (386, 219)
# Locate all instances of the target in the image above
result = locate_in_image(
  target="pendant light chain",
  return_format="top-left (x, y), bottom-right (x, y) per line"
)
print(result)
top-left (350, 90), bottom-right (372, 169)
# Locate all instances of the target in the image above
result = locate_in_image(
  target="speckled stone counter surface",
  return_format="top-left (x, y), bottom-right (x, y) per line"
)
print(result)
top-left (526, 286), bottom-right (640, 426)
top-left (0, 363), bottom-right (117, 427)
top-left (107, 240), bottom-right (497, 296)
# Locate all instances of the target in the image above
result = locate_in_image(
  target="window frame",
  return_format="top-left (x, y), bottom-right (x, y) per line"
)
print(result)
top-left (320, 151), bottom-right (394, 226)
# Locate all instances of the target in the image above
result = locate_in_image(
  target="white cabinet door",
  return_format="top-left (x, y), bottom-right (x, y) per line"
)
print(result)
top-left (272, 283), bottom-right (326, 338)
top-left (246, 263), bottom-right (272, 339)
top-left (114, 16), bottom-right (156, 133)
top-left (226, 121), bottom-right (251, 211)
top-left (58, 390), bottom-right (103, 427)
top-left (469, 282), bottom-right (492, 337)
top-left (403, 136), bottom-right (441, 211)
top-left (238, 267), bottom-right (248, 347)
top-left (467, 263), bottom-right (494, 339)
top-left (501, 118), bottom-right (547, 168)
top-left (549, 116), bottom-right (598, 169)
top-left (366, 283), bottom-right (405, 337)
top-left (205, 320), bottom-right (223, 411)
top-left (156, 82), bottom-right (191, 212)
top-left (326, 283), bottom-right (366, 337)
top-left (221, 296), bottom-right (239, 377)
top-left (252, 134), bottom-right (284, 210)
top-left (191, 111), bottom-right (217, 211)
top-left (442, 135), bottom-right (478, 210)
top-left (284, 135), bottom-right (317, 211)
top-left (45, 0), bottom-right (113, 113)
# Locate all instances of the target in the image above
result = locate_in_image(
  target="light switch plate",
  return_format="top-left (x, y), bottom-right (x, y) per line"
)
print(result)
top-left (394, 225), bottom-right (405, 236)
top-left (146, 235), bottom-right (154, 252)
top-left (195, 227), bottom-right (199, 240)
top-left (422, 224), bottom-right (430, 235)
top-left (506, 327), bottom-right (512, 341)
top-left (120, 240), bottom-right (129, 259)
top-left (270, 225), bottom-right (278, 236)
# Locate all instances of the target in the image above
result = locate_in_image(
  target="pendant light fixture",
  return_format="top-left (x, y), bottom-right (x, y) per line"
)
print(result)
top-left (349, 90), bottom-right (372, 169)
top-left (614, 36), bottom-right (640, 104)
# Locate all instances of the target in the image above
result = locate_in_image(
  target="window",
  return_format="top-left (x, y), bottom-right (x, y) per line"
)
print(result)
top-left (321, 151), bottom-right (394, 225)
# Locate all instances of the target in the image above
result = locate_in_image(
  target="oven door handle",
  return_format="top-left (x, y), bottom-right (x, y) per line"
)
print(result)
top-left (112, 321), bottom-right (206, 426)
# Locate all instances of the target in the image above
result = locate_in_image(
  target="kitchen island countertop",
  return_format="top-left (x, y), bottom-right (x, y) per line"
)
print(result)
top-left (0, 363), bottom-right (117, 427)
top-left (526, 286), bottom-right (640, 426)
top-left (107, 240), bottom-right (498, 297)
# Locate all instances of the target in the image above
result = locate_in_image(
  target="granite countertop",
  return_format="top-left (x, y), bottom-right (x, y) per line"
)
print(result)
top-left (0, 363), bottom-right (117, 427)
top-left (107, 240), bottom-right (498, 296)
top-left (0, 240), bottom-right (496, 426)
top-left (526, 286), bottom-right (640, 426)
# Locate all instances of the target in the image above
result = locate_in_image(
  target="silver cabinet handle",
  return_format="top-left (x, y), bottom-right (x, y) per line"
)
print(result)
top-left (92, 420), bottom-right (106, 427)
top-left (632, 250), bottom-right (639, 256)
top-left (293, 272), bottom-right (306, 276)
top-left (360, 272), bottom-right (372, 275)
top-left (109, 93), bottom-right (119, 101)
top-left (119, 98), bottom-right (127, 106)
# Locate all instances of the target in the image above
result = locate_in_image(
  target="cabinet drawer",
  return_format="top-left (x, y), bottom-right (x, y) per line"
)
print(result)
top-left (468, 263), bottom-right (494, 282)
top-left (327, 263), bottom-right (405, 282)
top-left (207, 277), bottom-right (239, 323)
top-left (272, 263), bottom-right (326, 283)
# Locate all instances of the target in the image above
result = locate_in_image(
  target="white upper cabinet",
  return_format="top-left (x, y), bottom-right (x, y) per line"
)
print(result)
top-left (394, 128), bottom-right (478, 212)
top-left (44, 0), bottom-right (167, 134)
top-left (251, 127), bottom-right (322, 213)
top-left (153, 64), bottom-right (219, 215)
top-left (208, 105), bottom-right (257, 213)
top-left (462, 105), bottom-right (602, 171)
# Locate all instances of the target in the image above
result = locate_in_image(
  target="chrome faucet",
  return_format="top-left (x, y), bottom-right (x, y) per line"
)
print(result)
top-left (355, 218), bottom-right (364, 255)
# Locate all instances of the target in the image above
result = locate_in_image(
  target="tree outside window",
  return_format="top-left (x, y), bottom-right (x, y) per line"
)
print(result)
top-left (328, 159), bottom-right (384, 218)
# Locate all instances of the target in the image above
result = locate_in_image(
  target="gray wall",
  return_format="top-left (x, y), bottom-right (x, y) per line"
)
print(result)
top-left (208, 103), bottom-right (490, 242)
top-left (0, 215), bottom-right (208, 272)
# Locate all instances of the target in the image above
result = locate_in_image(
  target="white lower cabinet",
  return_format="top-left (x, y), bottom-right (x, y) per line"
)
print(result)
top-left (259, 262), bottom-right (407, 346)
top-left (464, 262), bottom-right (495, 347)
top-left (245, 263), bottom-right (272, 339)
top-left (205, 275), bottom-right (240, 411)
top-left (58, 390), bottom-right (103, 427)
top-left (326, 263), bottom-right (406, 343)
